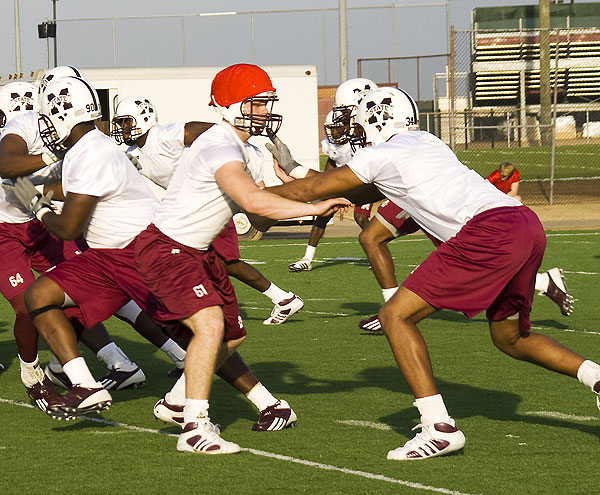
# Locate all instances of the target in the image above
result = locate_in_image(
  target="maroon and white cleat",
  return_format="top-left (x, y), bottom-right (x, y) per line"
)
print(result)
top-left (252, 400), bottom-right (297, 431)
top-left (153, 397), bottom-right (184, 426)
top-left (46, 385), bottom-right (112, 420)
top-left (263, 294), bottom-right (304, 325)
top-left (26, 376), bottom-right (64, 413)
top-left (387, 422), bottom-right (465, 460)
top-left (177, 420), bottom-right (240, 454)
top-left (358, 315), bottom-right (383, 334)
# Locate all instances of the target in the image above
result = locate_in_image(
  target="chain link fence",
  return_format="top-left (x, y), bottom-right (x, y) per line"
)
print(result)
top-left (448, 26), bottom-right (600, 205)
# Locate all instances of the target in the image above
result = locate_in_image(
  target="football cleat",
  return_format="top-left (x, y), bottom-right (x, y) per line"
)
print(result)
top-left (594, 381), bottom-right (600, 412)
top-left (46, 385), bottom-right (112, 420)
top-left (100, 366), bottom-right (146, 390)
top-left (177, 420), bottom-right (240, 455)
top-left (387, 422), bottom-right (465, 461)
top-left (539, 268), bottom-right (574, 316)
top-left (252, 400), bottom-right (297, 431)
top-left (0, 362), bottom-right (4, 372)
top-left (358, 315), bottom-right (383, 334)
top-left (154, 397), bottom-right (184, 426)
top-left (288, 258), bottom-right (312, 272)
top-left (26, 376), bottom-right (64, 413)
top-left (44, 365), bottom-right (72, 390)
top-left (263, 294), bottom-right (304, 325)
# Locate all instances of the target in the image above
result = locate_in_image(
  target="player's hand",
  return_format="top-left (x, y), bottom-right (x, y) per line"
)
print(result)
top-left (2, 177), bottom-right (54, 220)
top-left (273, 161), bottom-right (295, 183)
top-left (312, 197), bottom-right (352, 218)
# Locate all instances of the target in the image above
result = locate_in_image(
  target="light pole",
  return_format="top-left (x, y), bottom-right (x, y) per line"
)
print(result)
top-left (339, 0), bottom-right (348, 83)
top-left (52, 0), bottom-right (58, 66)
top-left (14, 0), bottom-right (22, 72)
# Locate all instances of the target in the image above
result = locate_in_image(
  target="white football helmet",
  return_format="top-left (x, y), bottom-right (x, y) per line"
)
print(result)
top-left (352, 87), bottom-right (419, 149)
top-left (0, 82), bottom-right (38, 128)
top-left (38, 65), bottom-right (85, 96)
top-left (332, 78), bottom-right (378, 143)
top-left (38, 76), bottom-right (101, 152)
top-left (111, 96), bottom-right (158, 145)
top-left (324, 110), bottom-right (349, 145)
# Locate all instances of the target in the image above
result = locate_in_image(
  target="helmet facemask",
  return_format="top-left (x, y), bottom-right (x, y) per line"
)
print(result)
top-left (326, 108), bottom-right (352, 144)
top-left (111, 115), bottom-right (142, 145)
top-left (216, 91), bottom-right (282, 137)
top-left (38, 113), bottom-right (68, 153)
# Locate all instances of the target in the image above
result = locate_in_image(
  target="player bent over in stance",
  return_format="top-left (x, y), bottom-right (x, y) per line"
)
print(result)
top-left (134, 64), bottom-right (349, 454)
top-left (267, 87), bottom-right (600, 459)
top-left (111, 97), bottom-right (303, 325)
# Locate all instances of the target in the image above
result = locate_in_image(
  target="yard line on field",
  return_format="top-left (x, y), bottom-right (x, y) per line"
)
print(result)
top-left (244, 447), bottom-right (477, 495)
top-left (240, 238), bottom-right (429, 249)
top-left (239, 305), bottom-right (354, 318)
top-left (336, 419), bottom-right (397, 431)
top-left (546, 232), bottom-right (599, 237)
top-left (531, 326), bottom-right (600, 336)
top-left (525, 411), bottom-right (599, 422)
top-left (0, 397), bottom-right (476, 495)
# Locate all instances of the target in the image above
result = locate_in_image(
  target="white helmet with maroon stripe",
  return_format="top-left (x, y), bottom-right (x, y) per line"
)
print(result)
top-left (38, 76), bottom-right (101, 152)
top-left (352, 87), bottom-right (419, 149)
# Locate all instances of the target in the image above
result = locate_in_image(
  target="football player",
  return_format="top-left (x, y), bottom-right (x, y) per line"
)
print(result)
top-left (0, 77), bottom-right (150, 409)
top-left (266, 86), bottom-right (600, 460)
top-left (134, 63), bottom-right (349, 454)
top-left (282, 78), bottom-right (377, 272)
top-left (111, 96), bottom-right (304, 325)
top-left (111, 96), bottom-right (308, 430)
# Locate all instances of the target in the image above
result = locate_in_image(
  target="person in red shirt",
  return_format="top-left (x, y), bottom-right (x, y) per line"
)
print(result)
top-left (487, 161), bottom-right (521, 200)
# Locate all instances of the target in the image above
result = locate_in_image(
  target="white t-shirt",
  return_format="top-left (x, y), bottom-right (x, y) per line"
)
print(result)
top-left (321, 138), bottom-right (352, 166)
top-left (0, 111), bottom-right (62, 223)
top-left (62, 129), bottom-right (160, 249)
top-left (347, 130), bottom-right (521, 242)
top-left (127, 122), bottom-right (186, 189)
top-left (153, 122), bottom-right (264, 250)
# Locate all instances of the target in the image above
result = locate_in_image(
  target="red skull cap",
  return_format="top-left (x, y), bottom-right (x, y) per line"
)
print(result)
top-left (210, 64), bottom-right (276, 107)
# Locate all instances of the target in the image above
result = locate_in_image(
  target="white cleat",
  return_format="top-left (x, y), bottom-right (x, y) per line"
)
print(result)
top-left (387, 422), bottom-right (465, 461)
top-left (100, 366), bottom-right (146, 390)
top-left (289, 258), bottom-right (312, 272)
top-left (177, 420), bottom-right (240, 455)
top-left (263, 294), bottom-right (304, 325)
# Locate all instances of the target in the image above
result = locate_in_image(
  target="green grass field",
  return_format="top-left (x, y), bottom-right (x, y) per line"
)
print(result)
top-left (1, 231), bottom-right (599, 494)
top-left (321, 142), bottom-right (600, 181)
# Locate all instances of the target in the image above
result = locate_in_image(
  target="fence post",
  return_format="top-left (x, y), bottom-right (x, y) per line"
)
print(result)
top-left (449, 26), bottom-right (456, 151)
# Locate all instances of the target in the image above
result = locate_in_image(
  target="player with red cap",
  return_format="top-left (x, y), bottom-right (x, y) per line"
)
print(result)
top-left (134, 64), bottom-right (350, 454)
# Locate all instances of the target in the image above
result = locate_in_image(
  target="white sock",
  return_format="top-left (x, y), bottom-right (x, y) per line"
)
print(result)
top-left (47, 355), bottom-right (63, 373)
top-left (262, 283), bottom-right (291, 304)
top-left (577, 360), bottom-right (600, 391)
top-left (19, 355), bottom-right (44, 387)
top-left (535, 272), bottom-right (548, 293)
top-left (96, 342), bottom-right (137, 372)
top-left (62, 356), bottom-right (101, 388)
top-left (304, 245), bottom-right (316, 261)
top-left (184, 398), bottom-right (210, 424)
top-left (382, 287), bottom-right (399, 303)
top-left (160, 339), bottom-right (186, 368)
top-left (166, 373), bottom-right (186, 404)
top-left (413, 394), bottom-right (453, 425)
top-left (246, 382), bottom-right (278, 411)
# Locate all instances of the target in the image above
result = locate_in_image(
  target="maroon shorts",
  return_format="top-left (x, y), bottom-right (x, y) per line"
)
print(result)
top-left (375, 200), bottom-right (421, 238)
top-left (134, 224), bottom-right (246, 342)
top-left (354, 203), bottom-right (373, 217)
top-left (402, 206), bottom-right (545, 331)
top-left (211, 219), bottom-right (240, 262)
top-left (0, 220), bottom-right (86, 300)
top-left (42, 239), bottom-right (150, 329)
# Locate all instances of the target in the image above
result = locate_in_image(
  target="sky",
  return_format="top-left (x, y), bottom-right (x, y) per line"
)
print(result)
top-left (2, 0), bottom-right (597, 88)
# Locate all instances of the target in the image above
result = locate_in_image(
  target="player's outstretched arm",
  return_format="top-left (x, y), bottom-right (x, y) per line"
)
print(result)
top-left (0, 134), bottom-right (58, 179)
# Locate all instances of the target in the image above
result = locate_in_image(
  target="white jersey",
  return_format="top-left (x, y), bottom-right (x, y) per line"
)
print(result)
top-left (321, 138), bottom-right (352, 166)
top-left (62, 129), bottom-right (160, 249)
top-left (0, 111), bottom-right (62, 223)
top-left (347, 130), bottom-right (521, 242)
top-left (126, 122), bottom-right (185, 189)
top-left (153, 122), bottom-right (264, 250)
